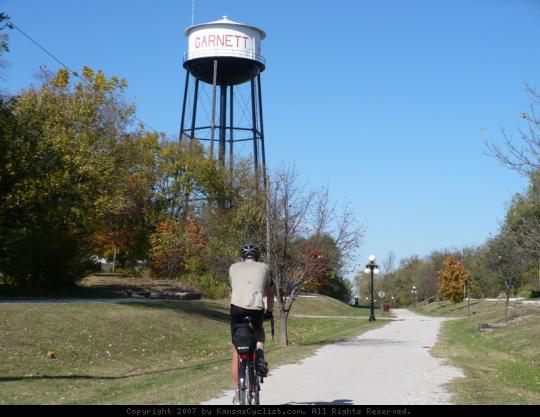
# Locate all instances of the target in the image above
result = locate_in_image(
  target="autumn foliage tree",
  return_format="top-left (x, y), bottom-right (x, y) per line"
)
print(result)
top-left (0, 67), bottom-right (139, 287)
top-left (438, 255), bottom-right (470, 303)
top-left (148, 215), bottom-right (208, 280)
top-left (299, 245), bottom-right (330, 293)
top-left (266, 167), bottom-right (363, 346)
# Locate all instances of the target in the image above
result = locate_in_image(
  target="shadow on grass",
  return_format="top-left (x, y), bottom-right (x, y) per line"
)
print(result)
top-left (0, 284), bottom-right (120, 299)
top-left (0, 356), bottom-right (230, 382)
top-left (127, 300), bottom-right (230, 324)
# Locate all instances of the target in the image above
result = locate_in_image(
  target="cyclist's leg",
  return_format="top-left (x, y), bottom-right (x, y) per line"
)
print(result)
top-left (231, 344), bottom-right (239, 387)
top-left (252, 314), bottom-right (268, 375)
top-left (230, 305), bottom-right (241, 396)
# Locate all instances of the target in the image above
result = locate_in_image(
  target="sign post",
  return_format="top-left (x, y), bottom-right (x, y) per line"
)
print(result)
top-left (378, 291), bottom-right (385, 312)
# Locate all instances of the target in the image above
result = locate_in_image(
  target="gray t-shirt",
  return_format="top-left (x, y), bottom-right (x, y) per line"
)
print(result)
top-left (229, 261), bottom-right (271, 310)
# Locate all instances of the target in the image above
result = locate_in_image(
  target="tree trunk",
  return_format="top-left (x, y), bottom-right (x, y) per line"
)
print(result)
top-left (280, 310), bottom-right (289, 347)
top-left (504, 290), bottom-right (510, 322)
top-left (112, 247), bottom-right (117, 273)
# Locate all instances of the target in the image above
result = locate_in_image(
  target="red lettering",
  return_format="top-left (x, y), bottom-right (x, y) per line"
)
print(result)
top-left (196, 33), bottom-right (251, 49)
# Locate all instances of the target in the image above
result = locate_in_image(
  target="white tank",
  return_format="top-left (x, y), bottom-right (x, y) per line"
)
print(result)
top-left (183, 16), bottom-right (266, 85)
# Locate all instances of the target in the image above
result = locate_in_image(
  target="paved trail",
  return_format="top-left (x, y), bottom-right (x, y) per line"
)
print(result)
top-left (202, 309), bottom-right (463, 405)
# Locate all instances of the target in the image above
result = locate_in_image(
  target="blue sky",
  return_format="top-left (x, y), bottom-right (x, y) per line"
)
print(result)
top-left (2, 0), bottom-right (540, 273)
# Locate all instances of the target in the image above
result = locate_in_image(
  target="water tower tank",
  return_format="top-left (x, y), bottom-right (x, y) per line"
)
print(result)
top-left (183, 16), bottom-right (266, 85)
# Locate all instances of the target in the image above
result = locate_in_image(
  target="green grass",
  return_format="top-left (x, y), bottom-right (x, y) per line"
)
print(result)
top-left (291, 295), bottom-right (392, 317)
top-left (415, 300), bottom-right (540, 404)
top-left (0, 295), bottom-right (386, 404)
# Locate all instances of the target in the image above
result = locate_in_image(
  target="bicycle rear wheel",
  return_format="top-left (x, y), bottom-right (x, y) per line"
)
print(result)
top-left (240, 361), bottom-right (249, 405)
top-left (249, 363), bottom-right (260, 405)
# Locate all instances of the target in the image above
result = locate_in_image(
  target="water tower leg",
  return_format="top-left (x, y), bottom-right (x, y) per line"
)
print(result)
top-left (250, 71), bottom-right (259, 186)
top-left (210, 60), bottom-right (218, 159)
top-left (219, 84), bottom-right (227, 165)
top-left (179, 71), bottom-right (190, 141)
top-left (229, 85), bottom-right (234, 175)
top-left (189, 78), bottom-right (200, 143)
top-left (257, 74), bottom-right (267, 188)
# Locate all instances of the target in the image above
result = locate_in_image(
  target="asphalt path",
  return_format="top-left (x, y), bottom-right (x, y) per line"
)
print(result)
top-left (202, 309), bottom-right (464, 405)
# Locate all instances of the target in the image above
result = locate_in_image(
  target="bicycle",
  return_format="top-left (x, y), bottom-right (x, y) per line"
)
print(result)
top-left (232, 317), bottom-right (263, 405)
top-left (232, 312), bottom-right (275, 406)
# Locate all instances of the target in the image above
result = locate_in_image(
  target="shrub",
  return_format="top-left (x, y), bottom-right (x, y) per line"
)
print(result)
top-left (182, 272), bottom-right (229, 299)
top-left (0, 225), bottom-right (100, 288)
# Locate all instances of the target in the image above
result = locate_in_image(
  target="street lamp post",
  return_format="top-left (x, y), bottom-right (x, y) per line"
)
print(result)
top-left (411, 286), bottom-right (418, 307)
top-left (364, 255), bottom-right (380, 322)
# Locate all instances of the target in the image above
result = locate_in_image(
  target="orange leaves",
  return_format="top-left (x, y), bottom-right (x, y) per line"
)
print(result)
top-left (148, 217), bottom-right (207, 279)
top-left (298, 244), bottom-right (331, 292)
top-left (186, 215), bottom-right (206, 251)
top-left (88, 230), bottom-right (134, 255)
top-left (438, 255), bottom-right (470, 303)
top-left (155, 219), bottom-right (177, 236)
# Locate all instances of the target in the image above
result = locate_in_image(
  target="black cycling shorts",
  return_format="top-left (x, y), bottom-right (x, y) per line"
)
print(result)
top-left (230, 304), bottom-right (265, 343)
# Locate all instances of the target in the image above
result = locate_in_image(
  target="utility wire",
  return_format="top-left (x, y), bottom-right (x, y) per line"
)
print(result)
top-left (8, 19), bottom-right (159, 133)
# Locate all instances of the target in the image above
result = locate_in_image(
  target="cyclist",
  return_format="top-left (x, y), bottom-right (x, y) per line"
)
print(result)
top-left (229, 243), bottom-right (274, 405)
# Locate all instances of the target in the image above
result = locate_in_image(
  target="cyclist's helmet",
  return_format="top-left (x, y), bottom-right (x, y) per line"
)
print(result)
top-left (241, 243), bottom-right (260, 260)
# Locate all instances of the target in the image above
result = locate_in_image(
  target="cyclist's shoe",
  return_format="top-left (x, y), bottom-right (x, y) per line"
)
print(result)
top-left (232, 389), bottom-right (240, 405)
top-left (256, 348), bottom-right (268, 376)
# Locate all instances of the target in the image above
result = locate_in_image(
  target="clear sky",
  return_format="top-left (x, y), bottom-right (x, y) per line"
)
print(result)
top-left (2, 0), bottom-right (540, 273)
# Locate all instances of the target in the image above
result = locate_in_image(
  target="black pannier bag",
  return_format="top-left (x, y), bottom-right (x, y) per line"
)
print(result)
top-left (232, 323), bottom-right (256, 354)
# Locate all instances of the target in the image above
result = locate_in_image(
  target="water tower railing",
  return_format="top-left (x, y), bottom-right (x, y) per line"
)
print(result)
top-left (184, 49), bottom-right (265, 64)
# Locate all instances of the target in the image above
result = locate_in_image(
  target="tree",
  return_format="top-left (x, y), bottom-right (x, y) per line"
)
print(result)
top-left (0, 67), bottom-right (143, 287)
top-left (0, 13), bottom-right (12, 81)
top-left (460, 245), bottom-right (499, 298)
top-left (318, 271), bottom-right (353, 303)
top-left (266, 166), bottom-right (363, 346)
top-left (155, 139), bottom-right (228, 220)
top-left (88, 130), bottom-right (160, 267)
top-left (438, 255), bottom-right (470, 303)
top-left (486, 84), bottom-right (540, 177)
top-left (485, 232), bottom-right (526, 321)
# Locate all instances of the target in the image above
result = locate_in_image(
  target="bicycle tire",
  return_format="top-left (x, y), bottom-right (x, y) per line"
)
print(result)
top-left (243, 364), bottom-right (250, 405)
top-left (238, 360), bottom-right (248, 405)
top-left (249, 363), bottom-right (260, 405)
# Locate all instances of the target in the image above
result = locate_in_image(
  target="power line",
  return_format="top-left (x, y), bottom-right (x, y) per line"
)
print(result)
top-left (8, 20), bottom-right (160, 133)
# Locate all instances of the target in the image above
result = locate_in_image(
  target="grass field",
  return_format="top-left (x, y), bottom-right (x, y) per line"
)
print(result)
top-left (291, 295), bottom-right (392, 317)
top-left (0, 295), bottom-right (387, 404)
top-left (414, 299), bottom-right (540, 404)
top-left (0, 273), bottom-right (196, 300)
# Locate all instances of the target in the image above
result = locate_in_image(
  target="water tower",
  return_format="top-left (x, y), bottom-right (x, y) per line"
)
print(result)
top-left (179, 16), bottom-right (267, 185)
